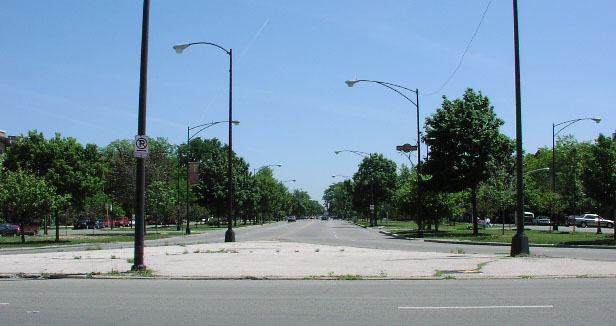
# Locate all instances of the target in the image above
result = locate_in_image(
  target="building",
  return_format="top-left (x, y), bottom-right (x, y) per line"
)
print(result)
top-left (0, 130), bottom-right (17, 156)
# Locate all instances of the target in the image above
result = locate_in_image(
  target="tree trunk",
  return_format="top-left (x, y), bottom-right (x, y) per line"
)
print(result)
top-left (472, 186), bottom-right (478, 235)
top-left (20, 222), bottom-right (25, 243)
top-left (55, 210), bottom-right (60, 242)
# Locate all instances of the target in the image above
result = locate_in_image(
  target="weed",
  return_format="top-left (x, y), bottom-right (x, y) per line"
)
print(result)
top-left (193, 249), bottom-right (201, 253)
top-left (444, 275), bottom-right (456, 280)
top-left (276, 249), bottom-right (280, 253)
top-left (435, 270), bottom-right (444, 278)
top-left (86, 246), bottom-right (102, 251)
top-left (520, 275), bottom-right (532, 279)
top-left (133, 269), bottom-right (154, 277)
top-left (179, 244), bottom-right (186, 247)
top-left (379, 270), bottom-right (388, 278)
top-left (73, 256), bottom-right (82, 260)
top-left (110, 255), bottom-right (117, 259)
top-left (339, 248), bottom-right (345, 252)
top-left (576, 274), bottom-right (589, 278)
top-left (294, 250), bottom-right (299, 253)
top-left (183, 249), bottom-right (189, 254)
top-left (203, 249), bottom-right (237, 254)
top-left (107, 269), bottom-right (120, 275)
top-left (40, 272), bottom-right (51, 279)
top-left (337, 274), bottom-right (362, 280)
top-left (456, 248), bottom-right (465, 254)
top-left (315, 248), bottom-right (320, 252)
top-left (327, 271), bottom-right (335, 277)
top-left (164, 241), bottom-right (169, 246)
top-left (126, 258), bottom-right (134, 264)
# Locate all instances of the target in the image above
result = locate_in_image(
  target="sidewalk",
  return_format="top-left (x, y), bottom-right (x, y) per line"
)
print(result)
top-left (1, 241), bottom-right (615, 280)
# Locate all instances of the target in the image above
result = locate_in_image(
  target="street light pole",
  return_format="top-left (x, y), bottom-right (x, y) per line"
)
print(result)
top-left (345, 80), bottom-right (423, 236)
top-left (173, 41), bottom-right (236, 242)
top-left (185, 121), bottom-right (239, 235)
top-left (551, 118), bottom-right (601, 233)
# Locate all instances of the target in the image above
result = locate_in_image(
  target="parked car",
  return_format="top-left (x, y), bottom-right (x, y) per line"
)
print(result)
top-left (73, 217), bottom-right (90, 229)
top-left (114, 218), bottom-right (130, 227)
top-left (566, 214), bottom-right (614, 228)
top-left (321, 216), bottom-right (329, 220)
top-left (18, 225), bottom-right (40, 235)
top-left (95, 219), bottom-right (109, 229)
top-left (0, 223), bottom-right (19, 237)
top-left (287, 216), bottom-right (297, 222)
top-left (532, 216), bottom-right (551, 225)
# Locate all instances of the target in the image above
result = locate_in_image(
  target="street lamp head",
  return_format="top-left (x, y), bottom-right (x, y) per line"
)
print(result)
top-left (231, 120), bottom-right (240, 125)
top-left (173, 43), bottom-right (191, 54)
top-left (345, 80), bottom-right (360, 88)
top-left (591, 118), bottom-right (602, 123)
top-left (334, 151), bottom-right (342, 155)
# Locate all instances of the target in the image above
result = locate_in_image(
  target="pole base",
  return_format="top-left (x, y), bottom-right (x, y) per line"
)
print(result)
top-left (186, 227), bottom-right (191, 235)
top-left (225, 229), bottom-right (235, 242)
top-left (131, 264), bottom-right (147, 271)
top-left (553, 224), bottom-right (558, 231)
top-left (510, 233), bottom-right (530, 256)
top-left (416, 230), bottom-right (424, 238)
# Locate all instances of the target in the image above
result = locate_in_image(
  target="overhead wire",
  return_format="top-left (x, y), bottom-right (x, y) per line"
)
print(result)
top-left (423, 0), bottom-right (493, 96)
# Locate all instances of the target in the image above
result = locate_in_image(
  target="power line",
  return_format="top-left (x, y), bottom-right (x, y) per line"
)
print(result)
top-left (423, 0), bottom-right (493, 96)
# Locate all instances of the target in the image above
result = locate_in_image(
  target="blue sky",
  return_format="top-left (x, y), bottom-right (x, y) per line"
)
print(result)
top-left (1, 1), bottom-right (614, 204)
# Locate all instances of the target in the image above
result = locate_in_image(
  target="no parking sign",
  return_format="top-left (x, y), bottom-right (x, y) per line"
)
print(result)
top-left (134, 135), bottom-right (149, 158)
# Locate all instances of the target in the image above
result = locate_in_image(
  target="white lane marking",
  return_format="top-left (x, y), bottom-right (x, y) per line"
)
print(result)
top-left (0, 303), bottom-right (9, 305)
top-left (398, 305), bottom-right (553, 310)
top-left (333, 231), bottom-right (338, 239)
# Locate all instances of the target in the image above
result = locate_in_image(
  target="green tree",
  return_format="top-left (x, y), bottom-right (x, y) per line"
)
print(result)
top-left (352, 154), bottom-right (397, 226)
top-left (3, 131), bottom-right (105, 241)
top-left (423, 89), bottom-right (513, 235)
top-left (581, 134), bottom-right (616, 239)
top-left (146, 181), bottom-right (176, 227)
top-left (0, 169), bottom-right (67, 243)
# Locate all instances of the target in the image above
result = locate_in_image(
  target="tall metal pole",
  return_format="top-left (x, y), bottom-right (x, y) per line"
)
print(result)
top-left (510, 0), bottom-right (529, 256)
top-left (552, 123), bottom-right (557, 231)
top-left (185, 127), bottom-right (191, 234)
top-left (132, 0), bottom-right (149, 271)
top-left (416, 89), bottom-right (423, 238)
top-left (225, 49), bottom-right (235, 242)
top-left (177, 151), bottom-right (181, 231)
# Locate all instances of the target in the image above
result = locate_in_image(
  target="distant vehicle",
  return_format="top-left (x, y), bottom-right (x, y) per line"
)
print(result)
top-left (567, 214), bottom-right (614, 228)
top-left (523, 212), bottom-right (534, 224)
top-left (0, 223), bottom-right (19, 237)
top-left (95, 219), bottom-right (109, 229)
top-left (287, 216), bottom-right (296, 222)
top-left (114, 218), bottom-right (130, 227)
top-left (533, 216), bottom-right (551, 226)
top-left (73, 217), bottom-right (90, 229)
top-left (321, 216), bottom-right (328, 220)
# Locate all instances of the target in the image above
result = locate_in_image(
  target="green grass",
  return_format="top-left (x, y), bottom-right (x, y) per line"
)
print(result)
top-left (0, 233), bottom-right (181, 248)
top-left (391, 227), bottom-right (615, 246)
top-left (363, 220), bottom-right (615, 246)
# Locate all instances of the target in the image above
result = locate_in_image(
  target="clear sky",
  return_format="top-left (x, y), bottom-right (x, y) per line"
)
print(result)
top-left (1, 1), bottom-right (614, 204)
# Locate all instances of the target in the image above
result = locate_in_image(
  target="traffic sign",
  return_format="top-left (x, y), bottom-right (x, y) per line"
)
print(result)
top-left (134, 135), bottom-right (149, 158)
top-left (396, 144), bottom-right (418, 153)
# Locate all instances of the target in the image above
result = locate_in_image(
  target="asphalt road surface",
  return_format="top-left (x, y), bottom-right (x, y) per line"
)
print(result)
top-left (1, 278), bottom-right (614, 326)
top-left (3, 220), bottom-right (615, 261)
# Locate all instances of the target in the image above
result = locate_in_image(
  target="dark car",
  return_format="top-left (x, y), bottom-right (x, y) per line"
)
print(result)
top-left (0, 223), bottom-right (19, 237)
top-left (73, 218), bottom-right (90, 229)
top-left (287, 216), bottom-right (297, 222)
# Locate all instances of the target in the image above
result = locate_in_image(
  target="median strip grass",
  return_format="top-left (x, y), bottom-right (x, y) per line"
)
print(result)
top-left (360, 220), bottom-right (615, 246)
top-left (0, 233), bottom-right (180, 248)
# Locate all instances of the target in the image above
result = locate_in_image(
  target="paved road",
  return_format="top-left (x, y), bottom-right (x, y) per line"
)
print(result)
top-left (3, 220), bottom-right (615, 261)
top-left (1, 278), bottom-right (614, 326)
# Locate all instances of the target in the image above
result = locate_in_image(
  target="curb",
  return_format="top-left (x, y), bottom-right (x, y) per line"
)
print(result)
top-left (2, 272), bottom-right (614, 281)
top-left (378, 230), bottom-right (616, 250)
